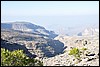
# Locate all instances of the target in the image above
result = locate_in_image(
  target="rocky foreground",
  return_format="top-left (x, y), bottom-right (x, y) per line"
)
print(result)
top-left (43, 35), bottom-right (99, 66)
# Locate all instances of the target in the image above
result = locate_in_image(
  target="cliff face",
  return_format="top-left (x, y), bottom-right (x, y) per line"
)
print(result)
top-left (11, 22), bottom-right (45, 32)
top-left (1, 22), bottom-right (57, 38)
top-left (1, 22), bottom-right (45, 29)
top-left (1, 29), bottom-right (65, 58)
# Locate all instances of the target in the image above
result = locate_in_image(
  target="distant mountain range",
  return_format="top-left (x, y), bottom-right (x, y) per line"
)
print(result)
top-left (1, 22), bottom-right (57, 38)
top-left (77, 28), bottom-right (99, 36)
top-left (1, 21), bottom-right (99, 37)
top-left (65, 27), bottom-right (99, 36)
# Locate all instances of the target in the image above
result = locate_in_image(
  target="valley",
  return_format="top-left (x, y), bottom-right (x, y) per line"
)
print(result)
top-left (1, 22), bottom-right (99, 66)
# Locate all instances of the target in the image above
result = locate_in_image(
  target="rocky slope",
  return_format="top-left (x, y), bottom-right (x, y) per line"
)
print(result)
top-left (43, 35), bottom-right (99, 66)
top-left (1, 38), bottom-right (37, 58)
top-left (1, 29), bottom-right (65, 59)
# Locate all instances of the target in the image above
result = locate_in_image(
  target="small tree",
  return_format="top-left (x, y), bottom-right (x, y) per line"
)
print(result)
top-left (1, 48), bottom-right (43, 66)
top-left (69, 48), bottom-right (81, 60)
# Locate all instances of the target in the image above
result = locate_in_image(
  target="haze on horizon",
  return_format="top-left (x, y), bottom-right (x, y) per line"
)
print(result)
top-left (1, 1), bottom-right (99, 34)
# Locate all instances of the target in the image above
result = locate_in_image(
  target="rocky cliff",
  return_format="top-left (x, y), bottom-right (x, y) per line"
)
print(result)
top-left (1, 22), bottom-right (57, 39)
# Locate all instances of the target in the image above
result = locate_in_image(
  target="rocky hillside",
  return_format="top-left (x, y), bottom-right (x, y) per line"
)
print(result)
top-left (43, 35), bottom-right (99, 66)
top-left (1, 29), bottom-right (65, 58)
top-left (1, 38), bottom-right (37, 58)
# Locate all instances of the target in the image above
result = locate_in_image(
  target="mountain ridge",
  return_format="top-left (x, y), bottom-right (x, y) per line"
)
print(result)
top-left (1, 22), bottom-right (57, 39)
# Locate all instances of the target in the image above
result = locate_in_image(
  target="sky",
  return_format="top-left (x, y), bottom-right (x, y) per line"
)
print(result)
top-left (1, 1), bottom-right (99, 34)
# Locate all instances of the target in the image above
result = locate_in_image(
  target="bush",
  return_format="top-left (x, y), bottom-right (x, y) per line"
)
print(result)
top-left (1, 48), bottom-right (43, 66)
top-left (69, 48), bottom-right (80, 59)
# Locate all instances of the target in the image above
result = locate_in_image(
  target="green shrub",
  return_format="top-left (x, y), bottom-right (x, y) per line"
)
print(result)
top-left (1, 48), bottom-right (43, 66)
top-left (69, 48), bottom-right (80, 59)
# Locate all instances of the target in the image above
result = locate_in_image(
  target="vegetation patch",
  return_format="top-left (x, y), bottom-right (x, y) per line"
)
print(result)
top-left (69, 48), bottom-right (80, 60)
top-left (1, 48), bottom-right (43, 66)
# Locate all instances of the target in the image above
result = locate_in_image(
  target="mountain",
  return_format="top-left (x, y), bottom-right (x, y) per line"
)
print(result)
top-left (1, 21), bottom-right (66, 58)
top-left (1, 28), bottom-right (65, 58)
top-left (1, 22), bottom-right (57, 38)
top-left (77, 28), bottom-right (99, 36)
top-left (1, 22), bottom-right (99, 66)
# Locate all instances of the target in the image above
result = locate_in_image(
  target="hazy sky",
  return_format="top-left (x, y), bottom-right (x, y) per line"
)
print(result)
top-left (1, 1), bottom-right (99, 34)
